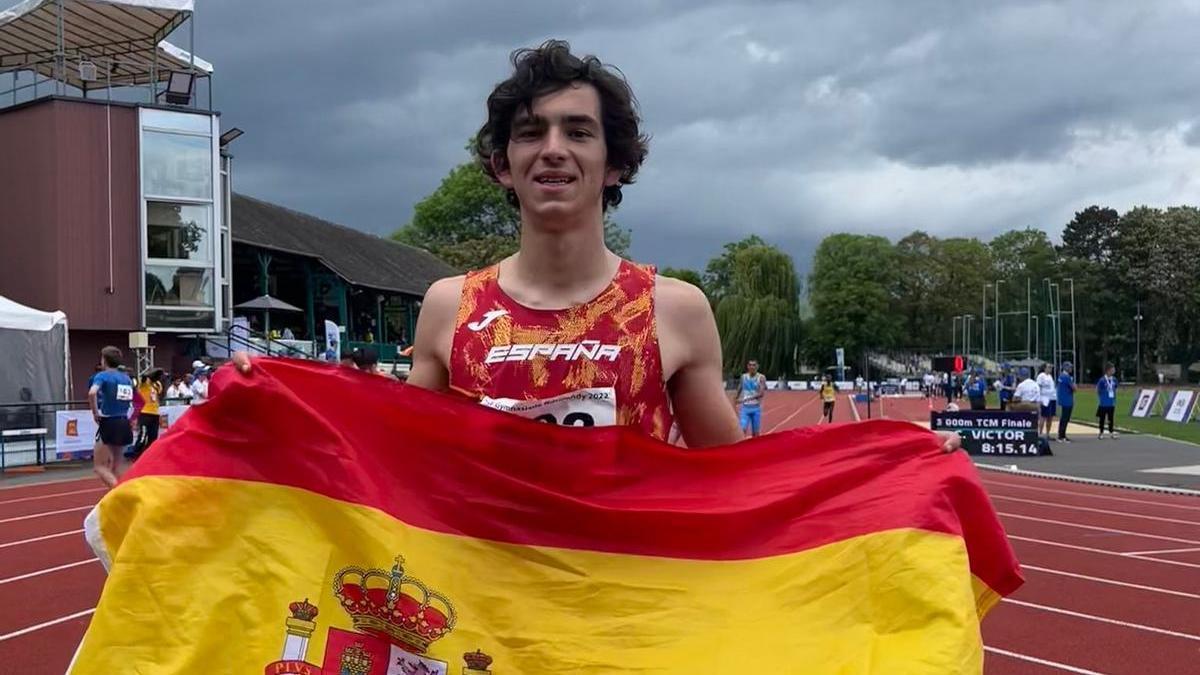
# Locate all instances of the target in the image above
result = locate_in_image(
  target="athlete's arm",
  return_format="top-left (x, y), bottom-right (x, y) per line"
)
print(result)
top-left (404, 276), bottom-right (464, 392)
top-left (657, 278), bottom-right (743, 448)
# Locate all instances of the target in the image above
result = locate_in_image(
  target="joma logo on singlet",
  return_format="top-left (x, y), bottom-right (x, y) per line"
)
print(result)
top-left (485, 340), bottom-right (621, 364)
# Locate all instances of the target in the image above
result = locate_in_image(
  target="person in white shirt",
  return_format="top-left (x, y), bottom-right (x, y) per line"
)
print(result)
top-left (1012, 368), bottom-right (1040, 413)
top-left (922, 372), bottom-right (935, 399)
top-left (190, 370), bottom-right (210, 404)
top-left (1035, 363), bottom-right (1057, 440)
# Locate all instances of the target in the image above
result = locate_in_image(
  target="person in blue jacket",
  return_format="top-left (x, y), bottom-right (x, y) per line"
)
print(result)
top-left (1096, 363), bottom-right (1119, 439)
top-left (1056, 361), bottom-right (1076, 442)
top-left (967, 367), bottom-right (989, 410)
top-left (997, 364), bottom-right (1016, 411)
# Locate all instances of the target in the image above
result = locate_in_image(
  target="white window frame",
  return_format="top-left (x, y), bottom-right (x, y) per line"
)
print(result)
top-left (139, 108), bottom-right (223, 333)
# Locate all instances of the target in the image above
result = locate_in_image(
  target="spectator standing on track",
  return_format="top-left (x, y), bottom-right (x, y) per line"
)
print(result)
top-left (922, 371), bottom-right (935, 399)
top-left (966, 368), bottom-right (989, 410)
top-left (134, 368), bottom-right (164, 460)
top-left (89, 346), bottom-right (134, 488)
top-left (1056, 362), bottom-right (1076, 442)
top-left (1036, 363), bottom-right (1057, 441)
top-left (733, 360), bottom-right (767, 437)
top-left (818, 374), bottom-right (837, 424)
top-left (997, 365), bottom-right (1016, 411)
top-left (1012, 367), bottom-right (1040, 413)
top-left (1096, 363), bottom-right (1119, 439)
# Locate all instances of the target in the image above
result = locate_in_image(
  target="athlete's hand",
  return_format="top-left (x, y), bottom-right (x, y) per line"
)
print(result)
top-left (937, 431), bottom-right (962, 453)
top-left (231, 351), bottom-right (253, 375)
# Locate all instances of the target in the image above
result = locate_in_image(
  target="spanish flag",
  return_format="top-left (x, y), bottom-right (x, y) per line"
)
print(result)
top-left (72, 359), bottom-right (1021, 674)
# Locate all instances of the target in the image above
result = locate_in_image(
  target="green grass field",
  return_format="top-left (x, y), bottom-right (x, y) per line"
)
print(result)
top-left (1068, 387), bottom-right (1200, 445)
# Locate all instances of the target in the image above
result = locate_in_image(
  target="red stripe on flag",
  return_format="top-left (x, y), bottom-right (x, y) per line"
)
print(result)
top-left (122, 359), bottom-right (1021, 596)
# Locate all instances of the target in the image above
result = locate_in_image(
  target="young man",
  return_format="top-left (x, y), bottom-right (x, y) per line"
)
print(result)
top-left (1036, 363), bottom-right (1057, 440)
top-left (966, 368), bottom-right (988, 411)
top-left (818, 375), bottom-right (837, 424)
top-left (1056, 361), bottom-right (1076, 442)
top-left (89, 346), bottom-right (134, 487)
top-left (233, 42), bottom-right (959, 453)
top-left (1096, 363), bottom-right (1118, 439)
top-left (734, 360), bottom-right (767, 437)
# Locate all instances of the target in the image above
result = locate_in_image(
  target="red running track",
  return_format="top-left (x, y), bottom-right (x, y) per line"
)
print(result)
top-left (1, 390), bottom-right (1196, 674)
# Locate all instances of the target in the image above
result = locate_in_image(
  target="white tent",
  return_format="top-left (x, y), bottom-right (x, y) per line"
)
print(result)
top-left (0, 295), bottom-right (70, 405)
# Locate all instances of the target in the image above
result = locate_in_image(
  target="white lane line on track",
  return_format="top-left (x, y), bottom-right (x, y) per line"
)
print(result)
top-left (978, 468), bottom-right (1200, 498)
top-left (0, 559), bottom-right (98, 586)
top-left (0, 477), bottom-right (96, 492)
top-left (998, 512), bottom-right (1200, 545)
top-left (0, 487), bottom-right (103, 506)
top-left (765, 396), bottom-right (820, 433)
top-left (990, 494), bottom-right (1200, 526)
top-left (847, 395), bottom-right (861, 422)
top-left (1021, 564), bottom-right (1200, 599)
top-left (0, 529), bottom-right (83, 550)
top-left (982, 479), bottom-right (1200, 510)
top-left (983, 646), bottom-right (1106, 675)
top-left (1004, 598), bottom-right (1200, 642)
top-left (0, 608), bottom-right (94, 643)
top-left (1123, 546), bottom-right (1200, 556)
top-left (1008, 535), bottom-right (1200, 569)
top-left (0, 505), bottom-right (92, 525)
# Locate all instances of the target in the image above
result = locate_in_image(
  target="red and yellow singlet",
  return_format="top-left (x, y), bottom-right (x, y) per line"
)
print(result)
top-left (448, 260), bottom-right (674, 441)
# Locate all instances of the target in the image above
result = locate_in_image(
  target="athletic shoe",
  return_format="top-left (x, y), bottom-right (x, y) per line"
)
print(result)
top-left (1098, 433), bottom-right (1105, 439)
top-left (1111, 431), bottom-right (1120, 439)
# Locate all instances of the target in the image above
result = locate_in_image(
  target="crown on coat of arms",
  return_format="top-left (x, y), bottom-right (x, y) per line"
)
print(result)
top-left (463, 649), bottom-right (494, 671)
top-left (333, 555), bottom-right (457, 654)
top-left (287, 598), bottom-right (319, 622)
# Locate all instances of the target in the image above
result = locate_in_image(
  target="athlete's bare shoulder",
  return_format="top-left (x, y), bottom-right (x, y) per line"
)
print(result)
top-left (654, 275), bottom-right (714, 364)
top-left (405, 274), bottom-right (466, 391)
top-left (654, 275), bottom-right (711, 322)
top-left (653, 274), bottom-right (742, 447)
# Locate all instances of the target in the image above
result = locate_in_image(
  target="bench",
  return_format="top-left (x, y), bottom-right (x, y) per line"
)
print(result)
top-left (0, 427), bottom-right (48, 471)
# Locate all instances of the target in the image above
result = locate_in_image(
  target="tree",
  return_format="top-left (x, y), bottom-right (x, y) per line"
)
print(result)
top-left (893, 231), bottom-right (941, 348)
top-left (713, 245), bottom-right (801, 378)
top-left (989, 227), bottom-right (1058, 282)
top-left (660, 267), bottom-right (706, 295)
top-left (395, 159), bottom-right (632, 269)
top-left (807, 234), bottom-right (901, 364)
top-left (1061, 205), bottom-right (1120, 263)
top-left (703, 235), bottom-right (767, 302)
top-left (1112, 206), bottom-right (1200, 367)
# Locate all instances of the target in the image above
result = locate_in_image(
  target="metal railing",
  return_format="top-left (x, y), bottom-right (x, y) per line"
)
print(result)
top-left (0, 399), bottom-right (89, 469)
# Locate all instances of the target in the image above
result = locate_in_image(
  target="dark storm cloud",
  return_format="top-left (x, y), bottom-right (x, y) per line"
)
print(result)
top-left (189, 0), bottom-right (1200, 273)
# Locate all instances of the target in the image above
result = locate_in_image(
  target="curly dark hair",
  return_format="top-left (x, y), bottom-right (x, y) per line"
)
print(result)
top-left (474, 40), bottom-right (649, 211)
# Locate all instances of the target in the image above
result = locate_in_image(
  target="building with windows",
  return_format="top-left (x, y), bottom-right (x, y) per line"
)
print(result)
top-left (0, 1), bottom-right (455, 402)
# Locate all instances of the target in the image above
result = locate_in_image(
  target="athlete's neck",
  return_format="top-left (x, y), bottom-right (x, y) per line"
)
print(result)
top-left (501, 212), bottom-right (618, 309)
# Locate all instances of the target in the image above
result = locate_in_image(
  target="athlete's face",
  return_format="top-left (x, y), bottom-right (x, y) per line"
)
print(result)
top-left (747, 362), bottom-right (758, 375)
top-left (495, 83), bottom-right (621, 225)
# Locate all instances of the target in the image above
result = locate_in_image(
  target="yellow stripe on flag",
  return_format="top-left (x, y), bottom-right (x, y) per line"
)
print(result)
top-left (76, 476), bottom-right (985, 674)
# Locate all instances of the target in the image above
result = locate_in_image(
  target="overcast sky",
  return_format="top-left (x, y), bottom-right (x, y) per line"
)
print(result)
top-left (191, 0), bottom-right (1200, 275)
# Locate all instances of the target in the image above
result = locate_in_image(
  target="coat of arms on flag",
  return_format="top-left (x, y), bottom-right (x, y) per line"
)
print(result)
top-left (262, 555), bottom-right (492, 675)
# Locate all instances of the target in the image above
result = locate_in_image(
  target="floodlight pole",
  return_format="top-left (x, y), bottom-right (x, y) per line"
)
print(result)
top-left (981, 284), bottom-right (988, 368)
top-left (995, 279), bottom-right (1004, 364)
top-left (55, 0), bottom-right (65, 96)
top-left (1135, 301), bottom-right (1143, 385)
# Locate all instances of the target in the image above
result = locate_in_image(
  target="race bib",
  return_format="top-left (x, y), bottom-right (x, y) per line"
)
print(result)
top-left (480, 387), bottom-right (617, 428)
top-left (115, 384), bottom-right (134, 401)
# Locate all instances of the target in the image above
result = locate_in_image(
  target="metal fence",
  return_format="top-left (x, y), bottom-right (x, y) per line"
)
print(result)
top-left (0, 399), bottom-right (88, 469)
